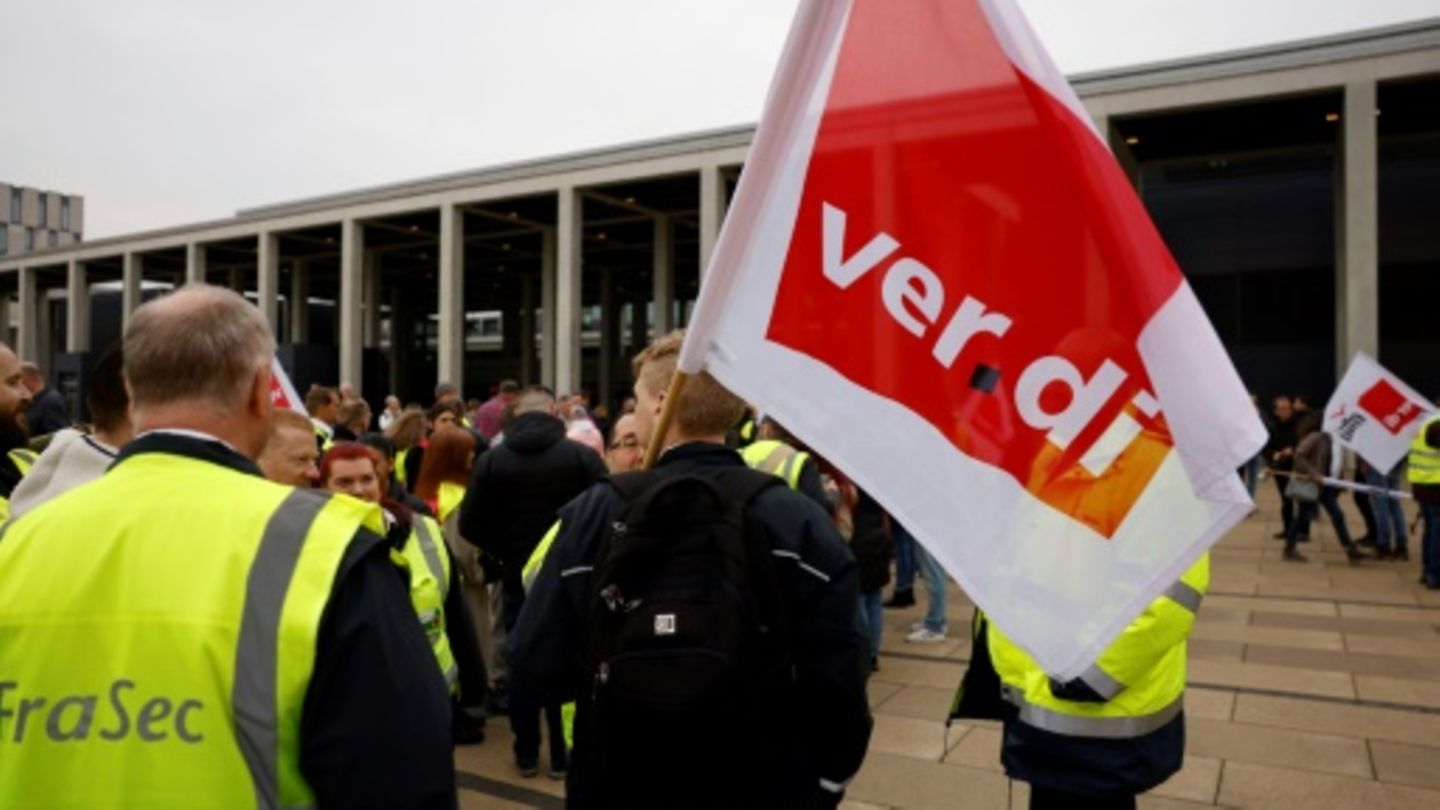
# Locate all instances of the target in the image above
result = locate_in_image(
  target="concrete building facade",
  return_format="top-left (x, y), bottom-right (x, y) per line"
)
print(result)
top-left (0, 183), bottom-right (83, 259)
top-left (2, 20), bottom-right (1437, 412)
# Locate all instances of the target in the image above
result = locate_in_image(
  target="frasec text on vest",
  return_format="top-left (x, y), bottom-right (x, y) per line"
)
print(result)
top-left (0, 679), bottom-right (204, 744)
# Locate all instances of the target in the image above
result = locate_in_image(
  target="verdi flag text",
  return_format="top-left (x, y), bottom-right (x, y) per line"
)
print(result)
top-left (678, 0), bottom-right (1266, 677)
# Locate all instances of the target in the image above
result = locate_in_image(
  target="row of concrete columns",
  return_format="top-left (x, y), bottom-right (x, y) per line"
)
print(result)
top-left (12, 163), bottom-right (729, 399)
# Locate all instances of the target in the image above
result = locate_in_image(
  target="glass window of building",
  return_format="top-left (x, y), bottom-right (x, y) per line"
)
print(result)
top-left (60, 197), bottom-right (71, 231)
top-left (1115, 92), bottom-right (1341, 400)
top-left (0, 227), bottom-right (7, 255)
top-left (9, 189), bottom-right (19, 223)
top-left (47, 231), bottom-right (57, 248)
top-left (36, 193), bottom-right (46, 228)
top-left (25, 229), bottom-right (34, 251)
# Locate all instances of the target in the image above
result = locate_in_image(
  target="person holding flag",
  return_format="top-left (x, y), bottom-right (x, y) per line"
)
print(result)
top-left (659, 0), bottom-right (1265, 805)
top-left (508, 331), bottom-right (872, 809)
top-left (1323, 354), bottom-right (1436, 565)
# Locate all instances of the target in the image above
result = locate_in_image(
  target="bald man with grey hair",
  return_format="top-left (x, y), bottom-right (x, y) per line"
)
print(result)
top-left (123, 284), bottom-right (277, 457)
top-left (0, 284), bottom-right (458, 809)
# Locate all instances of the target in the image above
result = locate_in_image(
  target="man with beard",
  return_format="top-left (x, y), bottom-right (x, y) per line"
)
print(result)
top-left (0, 343), bottom-right (35, 520)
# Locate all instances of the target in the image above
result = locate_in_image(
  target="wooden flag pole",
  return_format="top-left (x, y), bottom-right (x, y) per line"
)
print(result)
top-left (642, 372), bottom-right (690, 470)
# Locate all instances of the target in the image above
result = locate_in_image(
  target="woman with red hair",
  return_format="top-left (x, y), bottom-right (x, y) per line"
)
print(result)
top-left (414, 427), bottom-right (475, 525)
top-left (318, 442), bottom-right (487, 744)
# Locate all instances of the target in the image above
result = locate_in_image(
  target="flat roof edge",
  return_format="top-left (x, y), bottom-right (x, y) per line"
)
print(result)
top-left (5, 17), bottom-right (1438, 266)
top-left (1070, 16), bottom-right (1440, 95)
top-left (233, 124), bottom-right (757, 219)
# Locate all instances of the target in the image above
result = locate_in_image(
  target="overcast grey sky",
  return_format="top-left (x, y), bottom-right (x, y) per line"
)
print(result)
top-left (2, 0), bottom-right (1435, 238)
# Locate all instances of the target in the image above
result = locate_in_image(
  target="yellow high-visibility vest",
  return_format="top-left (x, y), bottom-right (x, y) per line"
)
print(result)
top-left (0, 447), bottom-right (38, 522)
top-left (1408, 415), bottom-right (1440, 487)
top-left (404, 514), bottom-right (458, 693)
top-left (988, 555), bottom-right (1209, 739)
top-left (313, 420), bottom-right (334, 453)
top-left (741, 439), bottom-right (810, 490)
top-left (0, 449), bottom-right (383, 808)
top-left (436, 481), bottom-right (467, 525)
top-left (395, 447), bottom-right (412, 488)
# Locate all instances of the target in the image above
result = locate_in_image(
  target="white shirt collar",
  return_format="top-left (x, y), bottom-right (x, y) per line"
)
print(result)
top-left (135, 428), bottom-right (244, 457)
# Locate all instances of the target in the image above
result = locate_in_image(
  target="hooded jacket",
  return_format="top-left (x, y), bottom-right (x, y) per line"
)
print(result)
top-left (458, 410), bottom-right (607, 575)
top-left (7, 428), bottom-right (117, 520)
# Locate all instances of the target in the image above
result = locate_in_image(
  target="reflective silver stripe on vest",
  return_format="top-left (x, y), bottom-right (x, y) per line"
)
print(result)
top-left (1078, 663), bottom-right (1126, 700)
top-left (1163, 579), bottom-right (1203, 613)
top-left (233, 489), bottom-right (331, 810)
top-left (1002, 684), bottom-right (1183, 739)
top-left (758, 444), bottom-right (795, 477)
top-left (412, 518), bottom-right (449, 603)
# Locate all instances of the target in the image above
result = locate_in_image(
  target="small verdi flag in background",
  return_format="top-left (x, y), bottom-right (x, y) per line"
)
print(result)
top-left (1324, 352), bottom-right (1435, 474)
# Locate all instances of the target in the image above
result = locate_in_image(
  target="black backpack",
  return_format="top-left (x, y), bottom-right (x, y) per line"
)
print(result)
top-left (578, 467), bottom-right (794, 799)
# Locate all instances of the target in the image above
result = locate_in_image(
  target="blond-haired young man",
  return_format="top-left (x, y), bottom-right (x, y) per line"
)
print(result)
top-left (509, 331), bottom-right (872, 809)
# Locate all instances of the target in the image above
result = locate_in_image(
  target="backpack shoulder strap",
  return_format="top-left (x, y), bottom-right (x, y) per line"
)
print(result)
top-left (714, 465), bottom-right (785, 507)
top-left (714, 466), bottom-right (792, 657)
top-left (605, 469), bottom-right (664, 502)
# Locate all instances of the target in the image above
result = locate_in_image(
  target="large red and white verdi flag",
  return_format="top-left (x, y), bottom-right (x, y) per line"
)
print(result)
top-left (1324, 353), bottom-right (1434, 474)
top-left (678, 0), bottom-right (1267, 676)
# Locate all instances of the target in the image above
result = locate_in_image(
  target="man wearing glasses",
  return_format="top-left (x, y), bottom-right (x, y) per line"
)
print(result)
top-left (605, 413), bottom-right (645, 473)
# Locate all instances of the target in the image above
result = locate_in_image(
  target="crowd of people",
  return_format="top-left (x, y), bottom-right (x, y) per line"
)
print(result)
top-left (1252, 392), bottom-right (1434, 580)
top-left (0, 282), bottom-right (1436, 808)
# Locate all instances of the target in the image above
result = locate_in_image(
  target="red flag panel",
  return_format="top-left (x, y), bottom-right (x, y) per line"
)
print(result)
top-left (765, 1), bottom-right (1187, 537)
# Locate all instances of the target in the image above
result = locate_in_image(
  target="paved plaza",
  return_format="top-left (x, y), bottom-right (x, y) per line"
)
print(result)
top-left (454, 481), bottom-right (1440, 809)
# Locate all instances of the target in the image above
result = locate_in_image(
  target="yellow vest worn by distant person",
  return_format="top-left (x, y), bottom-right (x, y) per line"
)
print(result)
top-left (0, 449), bottom-right (384, 808)
top-left (404, 514), bottom-right (458, 693)
top-left (436, 480), bottom-right (467, 525)
top-left (395, 447), bottom-right (412, 488)
top-left (988, 555), bottom-right (1209, 739)
top-left (0, 447), bottom-right (38, 522)
top-left (1408, 414), bottom-right (1440, 487)
top-left (741, 439), bottom-right (810, 490)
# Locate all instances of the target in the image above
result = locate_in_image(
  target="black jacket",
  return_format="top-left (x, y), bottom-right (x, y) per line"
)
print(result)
top-left (1265, 414), bottom-right (1297, 470)
top-left (391, 478), bottom-right (435, 518)
top-left (26, 387), bottom-right (70, 436)
top-left (119, 435), bottom-right (456, 810)
top-left (850, 489), bottom-right (893, 594)
top-left (458, 411), bottom-right (606, 574)
top-left (508, 442), bottom-right (873, 809)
